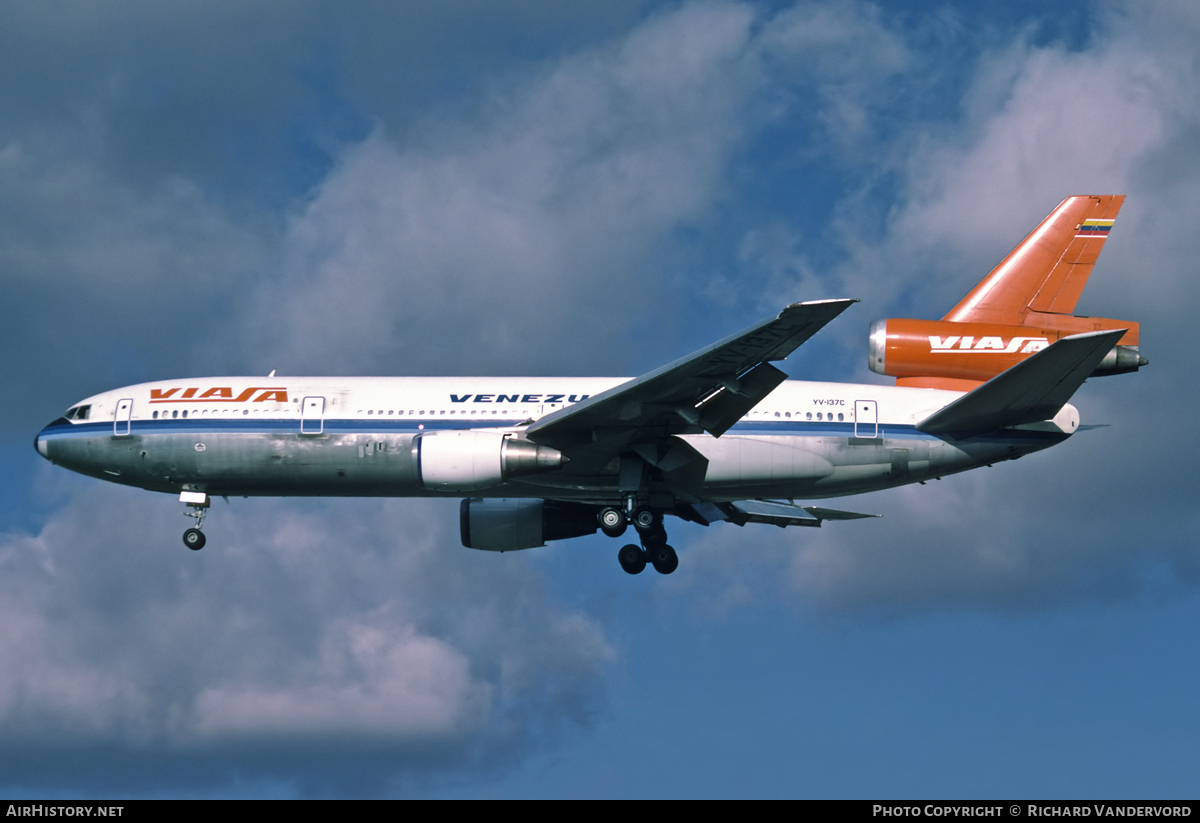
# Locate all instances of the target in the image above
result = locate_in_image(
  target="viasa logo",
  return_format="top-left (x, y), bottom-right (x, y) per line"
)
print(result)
top-left (149, 387), bottom-right (289, 403)
top-left (928, 336), bottom-right (1049, 354)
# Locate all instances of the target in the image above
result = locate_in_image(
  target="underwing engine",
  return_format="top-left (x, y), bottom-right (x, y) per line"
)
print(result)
top-left (459, 498), bottom-right (598, 551)
top-left (415, 431), bottom-right (566, 492)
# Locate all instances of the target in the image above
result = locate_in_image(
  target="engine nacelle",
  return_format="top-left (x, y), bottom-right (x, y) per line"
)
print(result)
top-left (868, 318), bottom-right (1143, 386)
top-left (459, 498), bottom-right (599, 551)
top-left (416, 431), bottom-right (566, 492)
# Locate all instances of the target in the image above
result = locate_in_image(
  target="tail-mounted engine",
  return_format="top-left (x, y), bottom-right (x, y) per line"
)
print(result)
top-left (869, 318), bottom-right (1145, 388)
top-left (415, 431), bottom-right (566, 492)
top-left (460, 498), bottom-right (598, 551)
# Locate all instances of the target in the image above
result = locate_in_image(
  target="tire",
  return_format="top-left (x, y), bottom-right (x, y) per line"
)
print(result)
top-left (640, 528), bottom-right (667, 549)
top-left (599, 507), bottom-right (627, 538)
top-left (183, 528), bottom-right (206, 551)
top-left (618, 544), bottom-right (647, 575)
top-left (649, 544), bottom-right (678, 575)
top-left (632, 507), bottom-right (659, 530)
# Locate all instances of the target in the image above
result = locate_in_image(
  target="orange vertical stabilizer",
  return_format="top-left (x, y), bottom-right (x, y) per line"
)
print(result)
top-left (944, 195), bottom-right (1124, 325)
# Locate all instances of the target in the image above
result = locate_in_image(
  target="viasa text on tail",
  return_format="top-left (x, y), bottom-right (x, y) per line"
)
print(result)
top-left (35, 195), bottom-right (1144, 576)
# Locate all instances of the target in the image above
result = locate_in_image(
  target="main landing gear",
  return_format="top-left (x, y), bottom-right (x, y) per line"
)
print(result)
top-left (608, 503), bottom-right (678, 576)
top-left (180, 491), bottom-right (209, 551)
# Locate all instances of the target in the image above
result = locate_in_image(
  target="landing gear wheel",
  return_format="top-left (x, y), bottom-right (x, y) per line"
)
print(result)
top-left (618, 544), bottom-right (647, 575)
top-left (648, 544), bottom-right (678, 575)
top-left (639, 527), bottom-right (667, 549)
top-left (632, 507), bottom-right (660, 531)
top-left (598, 507), bottom-right (627, 538)
top-left (183, 528), bottom-right (206, 551)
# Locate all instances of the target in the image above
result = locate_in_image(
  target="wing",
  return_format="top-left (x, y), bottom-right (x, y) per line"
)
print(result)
top-left (525, 299), bottom-right (856, 459)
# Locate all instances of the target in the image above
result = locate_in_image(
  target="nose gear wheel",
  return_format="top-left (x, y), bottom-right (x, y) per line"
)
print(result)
top-left (181, 492), bottom-right (210, 551)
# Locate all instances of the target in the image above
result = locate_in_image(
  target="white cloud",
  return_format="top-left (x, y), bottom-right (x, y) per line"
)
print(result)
top-left (192, 621), bottom-right (489, 740)
top-left (244, 3), bottom-right (763, 377)
top-left (242, 1), bottom-right (917, 378)
top-left (0, 484), bottom-right (612, 783)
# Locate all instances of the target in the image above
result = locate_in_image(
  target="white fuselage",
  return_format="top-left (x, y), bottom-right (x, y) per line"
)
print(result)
top-left (35, 376), bottom-right (1077, 504)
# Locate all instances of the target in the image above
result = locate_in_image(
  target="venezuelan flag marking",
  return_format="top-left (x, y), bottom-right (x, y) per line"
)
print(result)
top-left (1076, 218), bottom-right (1114, 238)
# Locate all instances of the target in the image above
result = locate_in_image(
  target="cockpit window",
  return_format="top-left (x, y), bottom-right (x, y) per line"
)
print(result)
top-left (64, 405), bottom-right (91, 421)
top-left (65, 406), bottom-right (78, 419)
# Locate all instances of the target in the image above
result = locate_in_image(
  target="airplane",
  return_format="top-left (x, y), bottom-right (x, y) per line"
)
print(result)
top-left (34, 195), bottom-right (1145, 576)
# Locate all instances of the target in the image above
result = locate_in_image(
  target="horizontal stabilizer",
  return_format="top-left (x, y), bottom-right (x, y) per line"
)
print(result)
top-left (721, 499), bottom-right (880, 529)
top-left (916, 328), bottom-right (1125, 437)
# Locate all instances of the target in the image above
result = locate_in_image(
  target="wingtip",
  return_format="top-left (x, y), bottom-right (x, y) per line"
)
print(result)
top-left (784, 297), bottom-right (859, 311)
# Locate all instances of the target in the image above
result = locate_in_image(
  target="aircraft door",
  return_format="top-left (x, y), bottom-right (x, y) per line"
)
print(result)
top-left (301, 396), bottom-right (325, 435)
top-left (854, 399), bottom-right (878, 438)
top-left (114, 398), bottom-right (133, 436)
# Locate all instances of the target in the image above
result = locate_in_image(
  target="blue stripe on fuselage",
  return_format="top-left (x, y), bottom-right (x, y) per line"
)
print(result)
top-left (37, 416), bottom-right (1068, 446)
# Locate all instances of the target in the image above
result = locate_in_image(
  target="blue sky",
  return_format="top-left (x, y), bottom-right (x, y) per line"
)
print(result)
top-left (3, 0), bottom-right (1199, 798)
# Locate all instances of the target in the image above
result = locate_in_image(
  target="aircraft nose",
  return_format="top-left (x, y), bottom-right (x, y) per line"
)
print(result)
top-left (34, 422), bottom-right (54, 460)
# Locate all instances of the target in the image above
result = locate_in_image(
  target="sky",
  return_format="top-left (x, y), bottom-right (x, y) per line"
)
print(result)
top-left (2, 0), bottom-right (1199, 798)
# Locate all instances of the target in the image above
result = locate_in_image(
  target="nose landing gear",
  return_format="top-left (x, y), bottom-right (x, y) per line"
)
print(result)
top-left (180, 491), bottom-right (209, 551)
